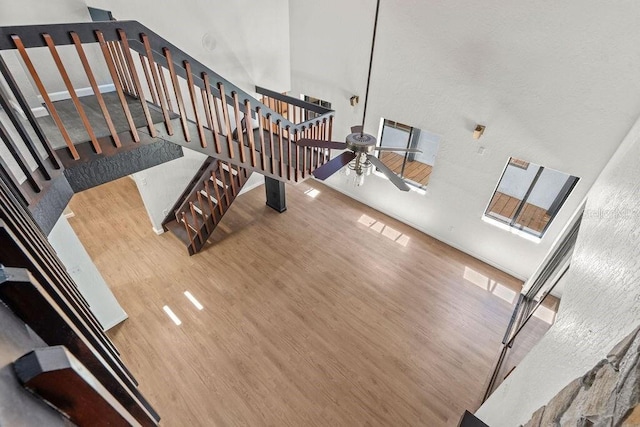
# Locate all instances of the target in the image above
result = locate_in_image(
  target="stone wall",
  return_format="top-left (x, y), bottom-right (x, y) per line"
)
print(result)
top-left (522, 326), bottom-right (640, 426)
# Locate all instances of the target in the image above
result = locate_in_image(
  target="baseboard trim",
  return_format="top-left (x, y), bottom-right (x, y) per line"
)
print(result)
top-left (152, 226), bottom-right (165, 235)
top-left (36, 83), bottom-right (116, 104)
top-left (31, 106), bottom-right (48, 118)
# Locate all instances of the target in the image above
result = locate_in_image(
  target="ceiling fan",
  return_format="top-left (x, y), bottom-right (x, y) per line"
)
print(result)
top-left (297, 0), bottom-right (420, 192)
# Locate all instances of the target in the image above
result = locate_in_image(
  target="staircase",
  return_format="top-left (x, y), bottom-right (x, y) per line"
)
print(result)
top-left (162, 157), bottom-right (252, 254)
top-left (0, 19), bottom-right (335, 251)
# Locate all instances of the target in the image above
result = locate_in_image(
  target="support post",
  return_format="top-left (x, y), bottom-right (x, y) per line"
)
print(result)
top-left (264, 176), bottom-right (286, 213)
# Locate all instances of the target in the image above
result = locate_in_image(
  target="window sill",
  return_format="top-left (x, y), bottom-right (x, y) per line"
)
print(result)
top-left (482, 215), bottom-right (542, 243)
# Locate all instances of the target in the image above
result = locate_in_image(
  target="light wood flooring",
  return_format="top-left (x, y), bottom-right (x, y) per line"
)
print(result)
top-left (67, 177), bottom-right (522, 426)
top-left (379, 152), bottom-right (432, 186)
top-left (487, 191), bottom-right (550, 233)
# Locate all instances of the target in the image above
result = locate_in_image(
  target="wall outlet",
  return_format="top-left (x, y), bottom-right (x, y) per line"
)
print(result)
top-left (140, 177), bottom-right (147, 186)
top-left (477, 146), bottom-right (486, 155)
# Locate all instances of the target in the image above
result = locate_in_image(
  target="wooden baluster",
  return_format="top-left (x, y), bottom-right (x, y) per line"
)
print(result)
top-left (107, 41), bottom-right (132, 96)
top-left (211, 90), bottom-right (224, 140)
top-left (11, 36), bottom-right (79, 160)
top-left (141, 34), bottom-right (173, 135)
top-left (224, 162), bottom-right (237, 196)
top-left (244, 100), bottom-right (257, 167)
top-left (202, 73), bottom-right (221, 153)
top-left (117, 30), bottom-right (157, 138)
top-left (277, 121), bottom-right (285, 178)
top-left (163, 48), bottom-right (190, 142)
top-left (328, 115), bottom-right (334, 161)
top-left (95, 31), bottom-right (139, 143)
top-left (300, 128), bottom-right (307, 179)
top-left (183, 61), bottom-right (206, 148)
top-left (317, 122), bottom-right (322, 168)
top-left (294, 130), bottom-right (300, 182)
top-left (287, 126), bottom-right (293, 180)
top-left (138, 54), bottom-right (158, 105)
top-left (267, 115), bottom-right (276, 174)
top-left (115, 41), bottom-right (138, 97)
top-left (196, 192), bottom-right (211, 234)
top-left (232, 92), bottom-right (246, 163)
top-left (217, 83), bottom-right (234, 158)
top-left (70, 32), bottom-right (121, 148)
top-left (236, 165), bottom-right (244, 187)
top-left (181, 212), bottom-right (196, 253)
top-left (188, 202), bottom-right (204, 244)
top-left (204, 180), bottom-right (222, 217)
top-left (213, 167), bottom-right (230, 206)
top-left (157, 64), bottom-right (173, 113)
top-left (256, 106), bottom-right (266, 171)
top-left (307, 127), bottom-right (314, 172)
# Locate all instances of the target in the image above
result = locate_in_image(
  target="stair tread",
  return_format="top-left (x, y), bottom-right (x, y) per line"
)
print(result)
top-left (164, 219), bottom-right (192, 247)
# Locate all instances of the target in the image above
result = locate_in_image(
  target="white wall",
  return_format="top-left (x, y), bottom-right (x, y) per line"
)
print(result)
top-left (289, 0), bottom-right (640, 279)
top-left (48, 214), bottom-right (128, 330)
top-left (476, 114), bottom-right (640, 426)
top-left (0, 0), bottom-right (112, 100)
top-left (89, 0), bottom-right (291, 95)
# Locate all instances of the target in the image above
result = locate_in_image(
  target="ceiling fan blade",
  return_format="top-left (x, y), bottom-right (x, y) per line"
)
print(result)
top-left (297, 139), bottom-right (348, 150)
top-left (367, 154), bottom-right (411, 191)
top-left (350, 125), bottom-right (363, 134)
top-left (312, 151), bottom-right (356, 180)
top-left (374, 146), bottom-right (422, 153)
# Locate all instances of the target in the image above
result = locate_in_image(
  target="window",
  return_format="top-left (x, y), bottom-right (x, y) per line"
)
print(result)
top-left (377, 118), bottom-right (441, 188)
top-left (302, 95), bottom-right (331, 121)
top-left (484, 157), bottom-right (579, 238)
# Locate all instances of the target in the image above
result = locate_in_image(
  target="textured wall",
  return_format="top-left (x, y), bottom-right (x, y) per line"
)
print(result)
top-left (476, 115), bottom-right (640, 426)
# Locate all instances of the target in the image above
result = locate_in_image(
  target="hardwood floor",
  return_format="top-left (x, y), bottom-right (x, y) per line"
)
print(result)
top-left (67, 177), bottom-right (522, 426)
top-left (487, 191), bottom-right (550, 233)
top-left (379, 151), bottom-right (432, 186)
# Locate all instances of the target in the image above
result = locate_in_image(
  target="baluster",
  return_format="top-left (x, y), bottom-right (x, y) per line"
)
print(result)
top-left (232, 92), bottom-right (246, 163)
top-left (95, 31), bottom-right (139, 143)
top-left (117, 30), bottom-right (157, 138)
top-left (157, 64), bottom-right (173, 113)
top-left (163, 48), bottom-right (190, 142)
top-left (203, 181), bottom-right (218, 221)
top-left (267, 115), bottom-right (276, 174)
top-left (202, 73), bottom-right (221, 153)
top-left (217, 83), bottom-right (234, 158)
top-left (141, 34), bottom-right (173, 135)
top-left (225, 162), bottom-right (238, 196)
top-left (301, 127), bottom-right (307, 178)
top-left (70, 32), bottom-right (121, 148)
top-left (107, 41), bottom-right (132, 96)
top-left (277, 121), bottom-right (285, 178)
top-left (188, 202), bottom-right (204, 244)
top-left (256, 107), bottom-right (266, 171)
top-left (294, 130), bottom-right (300, 182)
top-left (138, 54), bottom-right (158, 105)
top-left (213, 167), bottom-right (230, 206)
top-left (287, 126), bottom-right (293, 180)
top-left (196, 192), bottom-right (211, 234)
top-left (244, 100), bottom-right (257, 167)
top-left (11, 36), bottom-right (79, 160)
top-left (181, 212), bottom-right (196, 253)
top-left (183, 61), bottom-right (206, 148)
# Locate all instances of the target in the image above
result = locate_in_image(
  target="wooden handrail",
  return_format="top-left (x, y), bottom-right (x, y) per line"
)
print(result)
top-left (0, 21), bottom-right (334, 135)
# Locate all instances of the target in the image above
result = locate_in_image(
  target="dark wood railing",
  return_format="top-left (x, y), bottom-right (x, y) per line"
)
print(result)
top-left (0, 20), bottom-right (334, 190)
